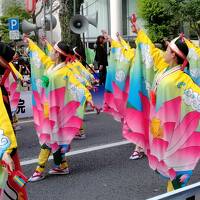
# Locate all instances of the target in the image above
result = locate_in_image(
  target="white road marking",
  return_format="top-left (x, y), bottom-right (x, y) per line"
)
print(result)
top-left (20, 140), bottom-right (131, 166)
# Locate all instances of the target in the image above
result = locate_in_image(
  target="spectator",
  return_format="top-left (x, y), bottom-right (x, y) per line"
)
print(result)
top-left (94, 35), bottom-right (108, 85)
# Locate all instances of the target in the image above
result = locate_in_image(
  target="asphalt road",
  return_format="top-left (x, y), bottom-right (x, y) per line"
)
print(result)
top-left (16, 113), bottom-right (200, 200)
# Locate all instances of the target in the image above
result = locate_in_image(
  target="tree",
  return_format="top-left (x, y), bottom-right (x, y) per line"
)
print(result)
top-left (58, 0), bottom-right (84, 46)
top-left (137, 0), bottom-right (182, 42)
top-left (138, 0), bottom-right (200, 43)
top-left (0, 3), bottom-right (31, 42)
top-left (180, 0), bottom-right (200, 44)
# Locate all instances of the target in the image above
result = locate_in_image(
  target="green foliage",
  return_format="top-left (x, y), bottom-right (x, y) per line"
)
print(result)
top-left (4, 3), bottom-right (30, 20)
top-left (137, 0), bottom-right (182, 42)
top-left (0, 3), bottom-right (31, 42)
top-left (180, 0), bottom-right (200, 37)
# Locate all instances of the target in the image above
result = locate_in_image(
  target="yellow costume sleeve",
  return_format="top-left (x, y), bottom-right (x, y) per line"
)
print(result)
top-left (68, 63), bottom-right (91, 87)
top-left (74, 61), bottom-right (95, 82)
top-left (9, 62), bottom-right (23, 80)
top-left (66, 69), bottom-right (92, 102)
top-left (28, 38), bottom-right (54, 70)
top-left (111, 37), bottom-right (135, 61)
top-left (185, 39), bottom-right (200, 56)
top-left (111, 40), bottom-right (123, 48)
top-left (111, 36), bottom-right (131, 49)
top-left (184, 38), bottom-right (200, 85)
top-left (122, 47), bottom-right (135, 61)
top-left (118, 36), bottom-right (131, 50)
top-left (46, 40), bottom-right (54, 55)
top-left (0, 89), bottom-right (17, 153)
top-left (136, 30), bottom-right (168, 72)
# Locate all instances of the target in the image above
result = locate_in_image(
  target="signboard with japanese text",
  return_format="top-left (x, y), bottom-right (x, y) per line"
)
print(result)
top-left (16, 91), bottom-right (32, 118)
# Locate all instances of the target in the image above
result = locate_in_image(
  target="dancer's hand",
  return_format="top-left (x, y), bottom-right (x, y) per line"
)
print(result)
top-left (22, 34), bottom-right (29, 44)
top-left (2, 152), bottom-right (15, 172)
top-left (129, 14), bottom-right (140, 33)
top-left (116, 32), bottom-right (121, 41)
top-left (101, 30), bottom-right (112, 42)
top-left (99, 65), bottom-right (103, 71)
top-left (40, 35), bottom-right (48, 46)
top-left (86, 85), bottom-right (93, 90)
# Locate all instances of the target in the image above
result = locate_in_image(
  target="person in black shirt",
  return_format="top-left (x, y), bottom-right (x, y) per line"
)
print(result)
top-left (94, 35), bottom-right (108, 85)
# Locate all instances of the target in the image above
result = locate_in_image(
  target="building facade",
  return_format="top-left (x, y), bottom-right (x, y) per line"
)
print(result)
top-left (44, 0), bottom-right (138, 45)
top-left (35, 0), bottom-right (61, 43)
top-left (1, 0), bottom-right (138, 44)
top-left (82, 0), bottom-right (137, 44)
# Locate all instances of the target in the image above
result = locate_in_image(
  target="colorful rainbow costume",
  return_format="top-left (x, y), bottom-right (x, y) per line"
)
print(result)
top-left (104, 37), bottom-right (135, 121)
top-left (44, 40), bottom-right (95, 88)
top-left (122, 30), bottom-right (200, 189)
top-left (28, 38), bottom-right (91, 152)
top-left (4, 63), bottom-right (22, 116)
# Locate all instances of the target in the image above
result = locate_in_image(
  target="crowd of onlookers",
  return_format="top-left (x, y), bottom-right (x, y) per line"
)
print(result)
top-left (10, 43), bottom-right (31, 90)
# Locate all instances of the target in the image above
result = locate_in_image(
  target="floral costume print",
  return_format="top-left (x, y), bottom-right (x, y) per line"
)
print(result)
top-left (4, 63), bottom-right (22, 118)
top-left (123, 30), bottom-right (200, 190)
top-left (28, 39), bottom-right (93, 177)
top-left (104, 37), bottom-right (135, 121)
top-left (28, 38), bottom-right (91, 151)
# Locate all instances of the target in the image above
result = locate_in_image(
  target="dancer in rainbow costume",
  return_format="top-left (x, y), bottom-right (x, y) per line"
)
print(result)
top-left (104, 15), bottom-right (200, 191)
top-left (27, 38), bottom-right (95, 182)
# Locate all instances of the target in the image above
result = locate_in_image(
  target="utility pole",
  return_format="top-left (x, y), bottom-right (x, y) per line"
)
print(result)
top-left (42, 0), bottom-right (46, 37)
top-left (73, 0), bottom-right (76, 16)
top-left (81, 4), bottom-right (85, 47)
top-left (49, 0), bottom-right (53, 43)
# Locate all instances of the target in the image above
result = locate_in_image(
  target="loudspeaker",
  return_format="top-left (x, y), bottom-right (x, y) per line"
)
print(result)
top-left (22, 20), bottom-right (40, 33)
top-left (70, 12), bottom-right (98, 34)
top-left (41, 14), bottom-right (57, 31)
top-left (22, 14), bottom-right (57, 33)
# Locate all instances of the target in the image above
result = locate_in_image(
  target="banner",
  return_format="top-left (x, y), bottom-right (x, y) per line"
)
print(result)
top-left (16, 91), bottom-right (32, 119)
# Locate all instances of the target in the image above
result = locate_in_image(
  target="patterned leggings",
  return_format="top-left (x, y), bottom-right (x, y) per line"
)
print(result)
top-left (36, 144), bottom-right (69, 173)
top-left (167, 170), bottom-right (193, 191)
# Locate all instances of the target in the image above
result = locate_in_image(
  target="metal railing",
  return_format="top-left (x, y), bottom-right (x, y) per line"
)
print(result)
top-left (147, 182), bottom-right (200, 200)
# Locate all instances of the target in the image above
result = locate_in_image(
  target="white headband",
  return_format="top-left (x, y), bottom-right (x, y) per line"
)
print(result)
top-left (168, 37), bottom-right (186, 60)
top-left (168, 37), bottom-right (188, 70)
top-left (54, 42), bottom-right (68, 57)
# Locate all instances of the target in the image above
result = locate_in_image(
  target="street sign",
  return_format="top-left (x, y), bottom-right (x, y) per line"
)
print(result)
top-left (9, 30), bottom-right (20, 40)
top-left (8, 18), bottom-right (19, 31)
top-left (8, 18), bottom-right (20, 40)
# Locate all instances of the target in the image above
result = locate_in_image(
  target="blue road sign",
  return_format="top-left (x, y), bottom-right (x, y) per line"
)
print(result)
top-left (8, 18), bottom-right (19, 31)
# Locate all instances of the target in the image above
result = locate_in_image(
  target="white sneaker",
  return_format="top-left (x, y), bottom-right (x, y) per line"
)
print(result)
top-left (48, 167), bottom-right (70, 175)
top-left (74, 133), bottom-right (86, 140)
top-left (28, 171), bottom-right (45, 182)
top-left (129, 151), bottom-right (144, 160)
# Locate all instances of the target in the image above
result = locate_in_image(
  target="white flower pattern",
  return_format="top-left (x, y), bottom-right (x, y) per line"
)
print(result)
top-left (141, 44), bottom-right (153, 69)
top-left (183, 89), bottom-right (200, 112)
top-left (36, 79), bottom-right (42, 93)
top-left (31, 51), bottom-right (42, 69)
top-left (0, 129), bottom-right (10, 158)
top-left (115, 70), bottom-right (126, 82)
top-left (69, 84), bottom-right (84, 102)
